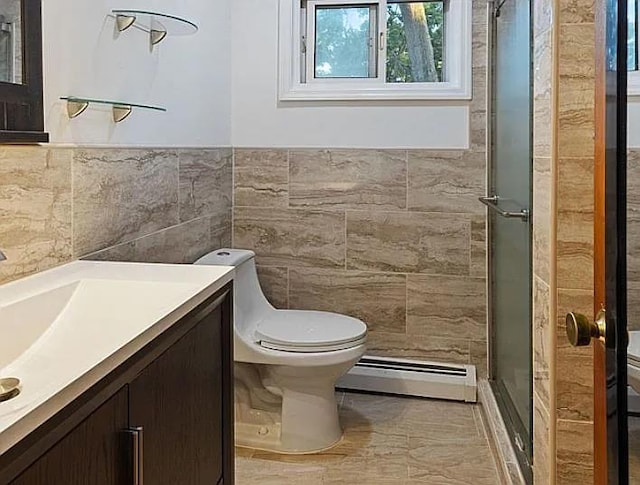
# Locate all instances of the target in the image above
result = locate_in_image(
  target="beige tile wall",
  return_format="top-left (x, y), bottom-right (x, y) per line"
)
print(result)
top-left (232, 2), bottom-right (489, 374)
top-left (532, 0), bottom-right (596, 482)
top-left (0, 146), bottom-right (232, 285)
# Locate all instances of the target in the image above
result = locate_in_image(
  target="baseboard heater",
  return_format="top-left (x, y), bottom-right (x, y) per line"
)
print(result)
top-left (336, 355), bottom-right (477, 403)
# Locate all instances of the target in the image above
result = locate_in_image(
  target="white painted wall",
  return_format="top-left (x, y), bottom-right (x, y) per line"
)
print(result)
top-left (230, 0), bottom-right (470, 149)
top-left (630, 98), bottom-right (640, 148)
top-left (43, 0), bottom-right (231, 146)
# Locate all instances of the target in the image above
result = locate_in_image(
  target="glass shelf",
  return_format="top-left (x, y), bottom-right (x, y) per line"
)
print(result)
top-left (61, 96), bottom-right (167, 123)
top-left (112, 9), bottom-right (198, 45)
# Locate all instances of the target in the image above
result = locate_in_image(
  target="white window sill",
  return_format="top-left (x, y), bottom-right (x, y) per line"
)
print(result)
top-left (279, 82), bottom-right (472, 102)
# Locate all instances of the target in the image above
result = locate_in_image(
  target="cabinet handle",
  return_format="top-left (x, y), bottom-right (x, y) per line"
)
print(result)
top-left (127, 427), bottom-right (144, 485)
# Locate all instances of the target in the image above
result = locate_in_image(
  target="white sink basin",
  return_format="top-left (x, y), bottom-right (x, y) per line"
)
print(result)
top-left (0, 282), bottom-right (78, 370)
top-left (0, 261), bottom-right (234, 455)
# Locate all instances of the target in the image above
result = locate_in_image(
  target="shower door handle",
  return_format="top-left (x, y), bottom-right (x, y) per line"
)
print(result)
top-left (478, 195), bottom-right (530, 221)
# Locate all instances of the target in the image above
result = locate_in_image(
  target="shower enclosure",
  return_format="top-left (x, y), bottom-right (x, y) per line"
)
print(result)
top-left (485, 0), bottom-right (533, 481)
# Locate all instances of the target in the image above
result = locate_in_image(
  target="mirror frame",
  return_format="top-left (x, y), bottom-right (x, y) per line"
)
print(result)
top-left (0, 0), bottom-right (47, 143)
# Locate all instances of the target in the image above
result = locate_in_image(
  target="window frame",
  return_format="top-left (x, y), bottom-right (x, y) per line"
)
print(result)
top-left (279, 0), bottom-right (472, 101)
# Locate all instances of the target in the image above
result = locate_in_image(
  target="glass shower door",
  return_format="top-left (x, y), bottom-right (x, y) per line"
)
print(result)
top-left (487, 0), bottom-right (533, 478)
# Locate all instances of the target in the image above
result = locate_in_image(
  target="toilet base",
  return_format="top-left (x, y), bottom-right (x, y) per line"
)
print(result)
top-left (234, 357), bottom-right (359, 453)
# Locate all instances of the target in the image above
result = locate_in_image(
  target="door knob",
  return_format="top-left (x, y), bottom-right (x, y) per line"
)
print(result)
top-left (565, 309), bottom-right (606, 346)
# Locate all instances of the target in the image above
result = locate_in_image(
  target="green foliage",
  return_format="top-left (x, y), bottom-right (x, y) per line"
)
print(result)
top-left (315, 7), bottom-right (371, 78)
top-left (310, 2), bottom-right (444, 82)
top-left (386, 2), bottom-right (443, 83)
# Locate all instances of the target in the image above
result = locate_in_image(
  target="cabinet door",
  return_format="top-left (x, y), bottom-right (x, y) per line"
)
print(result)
top-left (11, 388), bottom-right (129, 485)
top-left (129, 306), bottom-right (223, 485)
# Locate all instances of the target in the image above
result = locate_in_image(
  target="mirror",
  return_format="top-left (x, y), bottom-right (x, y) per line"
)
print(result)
top-left (0, 0), bottom-right (22, 84)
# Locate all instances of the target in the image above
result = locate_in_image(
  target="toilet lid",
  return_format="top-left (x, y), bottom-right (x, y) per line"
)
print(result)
top-left (630, 331), bottom-right (640, 365)
top-left (255, 310), bottom-right (367, 353)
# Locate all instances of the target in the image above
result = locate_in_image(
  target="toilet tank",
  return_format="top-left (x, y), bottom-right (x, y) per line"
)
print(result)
top-left (194, 249), bottom-right (273, 337)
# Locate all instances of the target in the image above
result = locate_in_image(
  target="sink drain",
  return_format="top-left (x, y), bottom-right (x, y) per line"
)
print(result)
top-left (0, 377), bottom-right (20, 402)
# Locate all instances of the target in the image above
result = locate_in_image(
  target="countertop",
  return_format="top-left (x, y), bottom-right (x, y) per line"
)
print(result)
top-left (0, 260), bottom-right (234, 455)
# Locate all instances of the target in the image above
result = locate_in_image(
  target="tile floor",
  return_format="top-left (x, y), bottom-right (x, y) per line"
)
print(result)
top-left (235, 391), bottom-right (503, 484)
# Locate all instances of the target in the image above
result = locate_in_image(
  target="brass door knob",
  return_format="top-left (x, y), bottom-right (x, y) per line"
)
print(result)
top-left (565, 309), bottom-right (606, 346)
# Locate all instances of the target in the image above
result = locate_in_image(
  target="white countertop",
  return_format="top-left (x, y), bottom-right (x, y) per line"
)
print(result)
top-left (0, 260), bottom-right (234, 455)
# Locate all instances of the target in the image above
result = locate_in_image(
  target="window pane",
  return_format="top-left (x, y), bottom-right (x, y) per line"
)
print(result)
top-left (314, 6), bottom-right (375, 78)
top-left (386, 1), bottom-right (444, 83)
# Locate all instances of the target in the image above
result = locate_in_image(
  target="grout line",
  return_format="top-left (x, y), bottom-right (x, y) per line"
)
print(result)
top-left (405, 149), bottom-right (409, 211)
top-left (70, 148), bottom-right (76, 259)
top-left (344, 210), bottom-right (348, 270)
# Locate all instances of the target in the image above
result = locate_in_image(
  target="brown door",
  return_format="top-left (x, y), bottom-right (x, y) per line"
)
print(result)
top-left (566, 0), bottom-right (628, 483)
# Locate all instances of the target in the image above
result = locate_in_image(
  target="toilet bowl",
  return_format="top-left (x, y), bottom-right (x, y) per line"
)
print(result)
top-left (629, 331), bottom-right (640, 393)
top-left (195, 248), bottom-right (367, 453)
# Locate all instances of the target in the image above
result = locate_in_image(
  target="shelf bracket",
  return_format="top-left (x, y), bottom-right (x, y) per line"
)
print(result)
top-left (112, 105), bottom-right (133, 123)
top-left (66, 100), bottom-right (89, 119)
top-left (115, 14), bottom-right (136, 32)
top-left (150, 28), bottom-right (168, 45)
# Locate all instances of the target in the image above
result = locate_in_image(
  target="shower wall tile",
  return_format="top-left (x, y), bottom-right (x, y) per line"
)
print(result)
top-left (178, 148), bottom-right (232, 222)
top-left (556, 210), bottom-right (594, 291)
top-left (234, 149), bottom-right (289, 208)
top-left (533, 157), bottom-right (551, 283)
top-left (470, 215), bottom-right (486, 278)
top-left (558, 0), bottom-right (595, 24)
top-left (289, 268), bottom-right (407, 334)
top-left (556, 288), bottom-right (594, 421)
top-left (73, 148), bottom-right (179, 256)
top-left (533, 276), bottom-right (551, 406)
top-left (0, 147), bottom-right (72, 284)
top-left (346, 210), bottom-right (470, 275)
top-left (557, 158), bottom-right (594, 214)
top-left (289, 149), bottom-right (407, 210)
top-left (557, 23), bottom-right (595, 159)
top-left (533, 394), bottom-right (551, 485)
top-left (534, 27), bottom-right (552, 100)
top-left (234, 207), bottom-right (345, 268)
top-left (256, 266), bottom-right (289, 309)
top-left (407, 150), bottom-right (485, 214)
top-left (556, 419), bottom-right (594, 485)
top-left (407, 274), bottom-right (486, 341)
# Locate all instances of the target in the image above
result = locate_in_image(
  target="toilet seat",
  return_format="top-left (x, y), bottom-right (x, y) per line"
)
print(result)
top-left (255, 310), bottom-right (367, 353)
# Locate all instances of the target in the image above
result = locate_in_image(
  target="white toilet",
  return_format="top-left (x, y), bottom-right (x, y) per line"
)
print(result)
top-left (195, 248), bottom-right (367, 454)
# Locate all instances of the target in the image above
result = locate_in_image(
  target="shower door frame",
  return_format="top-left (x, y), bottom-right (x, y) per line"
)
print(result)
top-left (486, 0), bottom-right (534, 481)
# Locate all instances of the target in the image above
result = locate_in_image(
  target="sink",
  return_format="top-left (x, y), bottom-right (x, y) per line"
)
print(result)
top-left (0, 260), bottom-right (234, 455)
top-left (0, 282), bottom-right (79, 370)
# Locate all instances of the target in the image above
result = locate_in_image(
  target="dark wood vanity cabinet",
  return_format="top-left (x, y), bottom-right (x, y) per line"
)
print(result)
top-left (1, 285), bottom-right (234, 485)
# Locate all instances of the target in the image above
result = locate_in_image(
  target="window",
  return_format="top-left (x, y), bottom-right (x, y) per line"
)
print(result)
top-left (279, 0), bottom-right (471, 100)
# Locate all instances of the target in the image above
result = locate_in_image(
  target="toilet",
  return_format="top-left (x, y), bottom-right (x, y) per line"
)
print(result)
top-left (195, 248), bottom-right (367, 454)
top-left (629, 331), bottom-right (640, 393)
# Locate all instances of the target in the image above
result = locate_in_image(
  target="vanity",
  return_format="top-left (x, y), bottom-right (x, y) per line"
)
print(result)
top-left (0, 261), bottom-right (235, 485)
